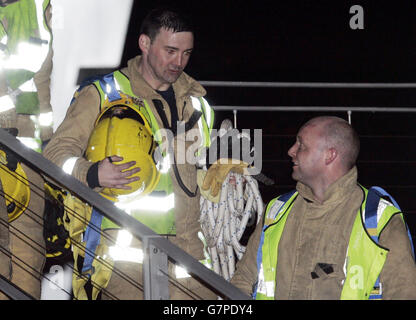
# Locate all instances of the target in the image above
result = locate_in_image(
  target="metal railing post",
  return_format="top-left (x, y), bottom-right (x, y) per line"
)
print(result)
top-left (142, 236), bottom-right (169, 300)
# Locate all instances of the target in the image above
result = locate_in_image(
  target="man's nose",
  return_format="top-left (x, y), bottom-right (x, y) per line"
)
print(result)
top-left (288, 144), bottom-right (297, 158)
top-left (174, 54), bottom-right (183, 67)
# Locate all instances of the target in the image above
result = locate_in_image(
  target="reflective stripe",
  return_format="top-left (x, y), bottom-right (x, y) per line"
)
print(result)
top-left (0, 35), bottom-right (6, 62)
top-left (0, 34), bottom-right (7, 45)
top-left (158, 152), bottom-right (170, 174)
top-left (265, 199), bottom-right (285, 224)
top-left (116, 193), bottom-right (175, 212)
top-left (114, 77), bottom-right (121, 91)
top-left (342, 250), bottom-right (348, 285)
top-left (0, 95), bottom-right (15, 112)
top-left (34, 0), bottom-right (51, 45)
top-left (256, 263), bottom-right (274, 298)
top-left (108, 233), bottom-right (193, 278)
top-left (62, 157), bottom-right (79, 175)
top-left (175, 265), bottom-right (191, 279)
top-left (120, 229), bottom-right (134, 246)
top-left (190, 97), bottom-right (204, 139)
top-left (190, 96), bottom-right (202, 111)
top-left (200, 97), bottom-right (213, 129)
top-left (39, 111), bottom-right (53, 126)
top-left (108, 218), bottom-right (144, 263)
top-left (376, 199), bottom-right (389, 224)
top-left (105, 83), bottom-right (112, 95)
top-left (190, 96), bottom-right (211, 148)
top-left (4, 42), bottom-right (46, 72)
top-left (17, 136), bottom-right (41, 151)
top-left (18, 78), bottom-right (36, 92)
top-left (107, 246), bottom-right (199, 280)
top-left (108, 246), bottom-right (143, 263)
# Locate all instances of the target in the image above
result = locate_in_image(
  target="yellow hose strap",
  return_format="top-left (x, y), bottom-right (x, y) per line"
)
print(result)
top-left (0, 151), bottom-right (30, 222)
top-left (72, 241), bottom-right (114, 300)
top-left (63, 194), bottom-right (92, 238)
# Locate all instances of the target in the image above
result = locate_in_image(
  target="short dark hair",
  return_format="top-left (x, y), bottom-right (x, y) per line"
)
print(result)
top-left (140, 7), bottom-right (194, 42)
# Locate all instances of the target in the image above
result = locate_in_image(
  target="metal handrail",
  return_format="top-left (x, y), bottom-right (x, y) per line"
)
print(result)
top-left (0, 129), bottom-right (250, 300)
top-left (202, 81), bottom-right (416, 113)
top-left (200, 80), bottom-right (416, 89)
top-left (212, 105), bottom-right (416, 112)
top-left (0, 274), bottom-right (34, 300)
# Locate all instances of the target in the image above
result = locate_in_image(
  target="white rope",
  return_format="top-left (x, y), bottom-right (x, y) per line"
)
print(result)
top-left (199, 172), bottom-right (264, 281)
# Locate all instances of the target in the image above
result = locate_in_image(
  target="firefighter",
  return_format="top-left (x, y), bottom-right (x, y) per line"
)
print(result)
top-left (231, 116), bottom-right (416, 300)
top-left (43, 7), bottom-right (217, 299)
top-left (0, 0), bottom-right (53, 299)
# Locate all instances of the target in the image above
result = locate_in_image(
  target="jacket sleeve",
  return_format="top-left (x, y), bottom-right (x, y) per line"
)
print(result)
top-left (230, 219), bottom-right (263, 297)
top-left (43, 85), bottom-right (101, 186)
top-left (379, 213), bottom-right (416, 299)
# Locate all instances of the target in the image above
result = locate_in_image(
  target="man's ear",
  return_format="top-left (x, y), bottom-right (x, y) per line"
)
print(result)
top-left (138, 34), bottom-right (151, 53)
top-left (325, 147), bottom-right (338, 165)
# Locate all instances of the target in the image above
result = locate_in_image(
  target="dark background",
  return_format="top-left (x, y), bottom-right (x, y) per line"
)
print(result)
top-left (114, 1), bottom-right (416, 246)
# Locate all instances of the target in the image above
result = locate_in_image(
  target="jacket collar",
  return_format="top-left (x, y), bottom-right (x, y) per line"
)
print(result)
top-left (296, 166), bottom-right (358, 206)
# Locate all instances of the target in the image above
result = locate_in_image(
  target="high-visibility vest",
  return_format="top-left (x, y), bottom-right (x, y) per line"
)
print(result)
top-left (255, 185), bottom-right (414, 300)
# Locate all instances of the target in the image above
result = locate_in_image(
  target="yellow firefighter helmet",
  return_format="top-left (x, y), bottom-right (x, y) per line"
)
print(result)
top-left (0, 150), bottom-right (30, 222)
top-left (85, 94), bottom-right (160, 201)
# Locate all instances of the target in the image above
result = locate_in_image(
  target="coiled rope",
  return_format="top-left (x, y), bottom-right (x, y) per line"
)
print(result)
top-left (199, 172), bottom-right (263, 281)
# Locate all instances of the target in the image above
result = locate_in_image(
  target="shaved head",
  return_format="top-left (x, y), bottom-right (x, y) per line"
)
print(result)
top-left (302, 116), bottom-right (360, 170)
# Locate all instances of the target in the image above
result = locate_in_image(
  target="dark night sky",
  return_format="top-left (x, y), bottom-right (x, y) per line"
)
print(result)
top-left (122, 1), bottom-right (416, 83)
top-left (115, 1), bottom-right (416, 242)
top-left (117, 1), bottom-right (416, 114)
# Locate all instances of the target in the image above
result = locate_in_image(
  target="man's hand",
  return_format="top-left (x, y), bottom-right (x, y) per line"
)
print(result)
top-left (98, 155), bottom-right (141, 190)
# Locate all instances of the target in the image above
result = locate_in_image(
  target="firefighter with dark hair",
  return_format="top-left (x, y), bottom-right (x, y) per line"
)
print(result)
top-left (44, 7), bottom-right (217, 300)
